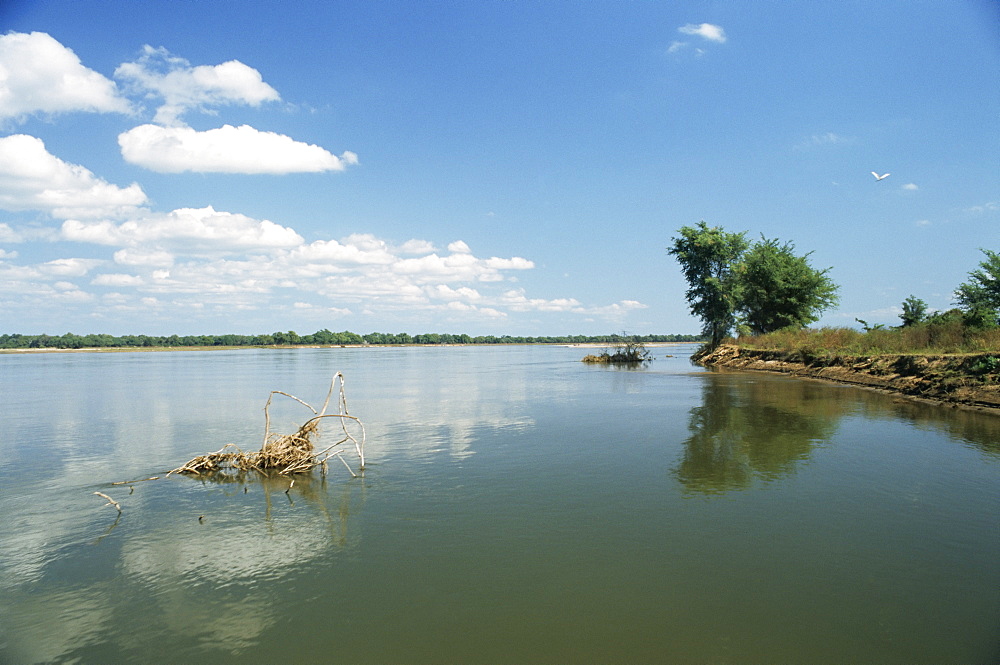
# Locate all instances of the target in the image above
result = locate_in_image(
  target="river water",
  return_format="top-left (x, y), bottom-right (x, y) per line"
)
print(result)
top-left (1, 344), bottom-right (997, 664)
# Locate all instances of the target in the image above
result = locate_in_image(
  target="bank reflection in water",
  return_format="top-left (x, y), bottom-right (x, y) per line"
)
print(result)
top-left (675, 371), bottom-right (842, 493)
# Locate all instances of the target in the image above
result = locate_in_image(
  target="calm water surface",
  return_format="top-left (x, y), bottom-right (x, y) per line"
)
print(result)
top-left (1, 345), bottom-right (998, 664)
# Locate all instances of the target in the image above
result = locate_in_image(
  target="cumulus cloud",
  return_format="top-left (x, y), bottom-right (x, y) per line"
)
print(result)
top-left (92, 273), bottom-right (145, 287)
top-left (501, 289), bottom-right (583, 313)
top-left (0, 32), bottom-right (131, 122)
top-left (118, 123), bottom-right (357, 174)
top-left (678, 23), bottom-right (727, 43)
top-left (13, 204), bottom-right (637, 327)
top-left (114, 46), bottom-right (279, 125)
top-left (669, 23), bottom-right (726, 55)
top-left (391, 248), bottom-right (533, 284)
top-left (0, 134), bottom-right (147, 218)
top-left (61, 205), bottom-right (303, 253)
top-left (396, 239), bottom-right (437, 255)
top-left (113, 248), bottom-right (174, 267)
top-left (38, 258), bottom-right (102, 277)
top-left (902, 183), bottom-right (919, 191)
top-left (61, 224), bottom-right (535, 311)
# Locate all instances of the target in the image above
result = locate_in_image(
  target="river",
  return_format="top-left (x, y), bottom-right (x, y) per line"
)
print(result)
top-left (1, 344), bottom-right (997, 663)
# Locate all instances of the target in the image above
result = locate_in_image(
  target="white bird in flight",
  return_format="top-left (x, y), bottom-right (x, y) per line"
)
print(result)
top-left (871, 171), bottom-right (890, 181)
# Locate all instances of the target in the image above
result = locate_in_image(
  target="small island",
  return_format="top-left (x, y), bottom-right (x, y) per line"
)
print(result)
top-left (581, 336), bottom-right (652, 365)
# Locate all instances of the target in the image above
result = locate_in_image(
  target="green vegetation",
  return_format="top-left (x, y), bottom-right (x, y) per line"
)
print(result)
top-left (954, 248), bottom-right (1000, 328)
top-left (667, 222), bottom-right (749, 347)
top-left (899, 295), bottom-right (928, 327)
top-left (668, 222), bottom-right (838, 346)
top-left (0, 330), bottom-right (703, 350)
top-left (581, 336), bottom-right (652, 364)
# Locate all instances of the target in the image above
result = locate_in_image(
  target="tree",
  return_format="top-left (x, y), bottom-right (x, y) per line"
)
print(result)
top-left (899, 295), bottom-right (928, 327)
top-left (668, 222), bottom-right (749, 347)
top-left (736, 237), bottom-right (839, 335)
top-left (955, 248), bottom-right (1000, 327)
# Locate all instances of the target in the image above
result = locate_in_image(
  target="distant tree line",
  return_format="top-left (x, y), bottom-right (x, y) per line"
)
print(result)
top-left (0, 330), bottom-right (704, 350)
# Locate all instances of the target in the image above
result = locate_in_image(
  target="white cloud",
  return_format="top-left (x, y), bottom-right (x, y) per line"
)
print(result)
top-left (902, 183), bottom-right (918, 191)
top-left (118, 124), bottom-right (357, 174)
top-left (501, 289), bottom-right (583, 312)
top-left (113, 248), bottom-right (174, 267)
top-left (484, 256), bottom-right (534, 270)
top-left (794, 132), bottom-right (852, 150)
top-left (427, 284), bottom-right (482, 302)
top-left (391, 248), bottom-right (532, 284)
top-left (588, 300), bottom-right (649, 317)
top-left (114, 46), bottom-right (279, 125)
top-left (396, 239), bottom-right (437, 255)
top-left (0, 32), bottom-right (131, 122)
top-left (61, 206), bottom-right (304, 252)
top-left (0, 134), bottom-right (148, 218)
top-left (678, 23), bottom-right (727, 43)
top-left (14, 214), bottom-right (638, 327)
top-left (0, 223), bottom-right (22, 242)
top-left (92, 273), bottom-right (145, 287)
top-left (288, 237), bottom-right (395, 268)
top-left (965, 201), bottom-right (998, 214)
top-left (38, 258), bottom-right (102, 277)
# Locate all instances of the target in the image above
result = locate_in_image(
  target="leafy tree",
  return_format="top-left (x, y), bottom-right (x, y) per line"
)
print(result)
top-left (899, 295), bottom-right (928, 327)
top-left (736, 237), bottom-right (839, 335)
top-left (668, 222), bottom-right (749, 347)
top-left (955, 248), bottom-right (1000, 327)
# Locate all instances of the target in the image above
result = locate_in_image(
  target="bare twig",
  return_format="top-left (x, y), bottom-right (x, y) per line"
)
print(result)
top-left (111, 476), bottom-right (159, 485)
top-left (94, 491), bottom-right (122, 513)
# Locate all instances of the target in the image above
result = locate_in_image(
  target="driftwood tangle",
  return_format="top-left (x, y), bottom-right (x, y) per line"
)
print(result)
top-left (169, 372), bottom-right (366, 478)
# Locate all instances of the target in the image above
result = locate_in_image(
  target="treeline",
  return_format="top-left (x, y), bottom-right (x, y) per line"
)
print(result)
top-left (0, 330), bottom-right (704, 350)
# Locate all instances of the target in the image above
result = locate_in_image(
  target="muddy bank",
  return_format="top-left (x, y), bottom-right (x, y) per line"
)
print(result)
top-left (695, 344), bottom-right (1000, 411)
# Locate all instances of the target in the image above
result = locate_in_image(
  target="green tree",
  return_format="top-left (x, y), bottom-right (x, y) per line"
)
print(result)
top-left (736, 237), bottom-right (839, 335)
top-left (899, 295), bottom-right (928, 327)
top-left (955, 248), bottom-right (1000, 327)
top-left (668, 222), bottom-right (749, 347)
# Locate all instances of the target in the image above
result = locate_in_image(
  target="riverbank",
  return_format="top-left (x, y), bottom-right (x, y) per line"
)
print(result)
top-left (0, 341), bottom-right (699, 355)
top-left (695, 344), bottom-right (1000, 412)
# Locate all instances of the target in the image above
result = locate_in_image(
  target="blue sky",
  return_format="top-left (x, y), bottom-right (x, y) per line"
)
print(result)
top-left (0, 1), bottom-right (997, 336)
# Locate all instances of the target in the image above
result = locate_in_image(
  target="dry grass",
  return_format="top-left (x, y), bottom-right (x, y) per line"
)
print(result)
top-left (737, 324), bottom-right (1000, 357)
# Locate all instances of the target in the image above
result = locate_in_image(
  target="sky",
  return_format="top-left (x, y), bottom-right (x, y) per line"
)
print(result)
top-left (0, 1), bottom-right (997, 337)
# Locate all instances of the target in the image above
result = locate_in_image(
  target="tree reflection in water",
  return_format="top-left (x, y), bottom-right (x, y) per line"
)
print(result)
top-left (675, 371), bottom-right (841, 493)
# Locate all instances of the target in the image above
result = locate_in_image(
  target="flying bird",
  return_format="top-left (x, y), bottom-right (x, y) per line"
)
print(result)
top-left (871, 171), bottom-right (890, 181)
